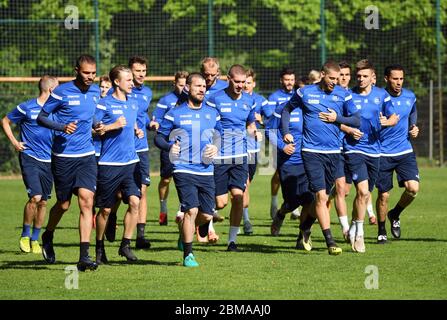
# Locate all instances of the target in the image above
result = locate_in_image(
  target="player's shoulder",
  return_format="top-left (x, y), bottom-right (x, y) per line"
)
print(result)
top-left (268, 89), bottom-right (282, 99)
top-left (215, 79), bottom-right (229, 90)
top-left (401, 88), bottom-right (416, 100)
top-left (19, 98), bottom-right (39, 111)
top-left (52, 81), bottom-right (73, 96)
top-left (141, 85), bottom-right (153, 96)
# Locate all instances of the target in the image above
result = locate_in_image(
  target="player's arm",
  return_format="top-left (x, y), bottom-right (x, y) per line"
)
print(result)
top-left (323, 93), bottom-right (361, 128)
top-left (340, 124), bottom-right (363, 140)
top-left (154, 113), bottom-right (175, 151)
top-left (380, 94), bottom-right (399, 127)
top-left (409, 98), bottom-right (419, 138)
top-left (1, 114), bottom-right (26, 152)
top-left (281, 90), bottom-right (302, 143)
top-left (37, 91), bottom-right (75, 133)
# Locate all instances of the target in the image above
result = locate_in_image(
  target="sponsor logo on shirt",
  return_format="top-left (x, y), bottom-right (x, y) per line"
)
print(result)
top-left (67, 95), bottom-right (80, 99)
top-left (290, 117), bottom-right (300, 122)
top-left (356, 105), bottom-right (362, 109)
top-left (180, 120), bottom-right (192, 125)
top-left (221, 103), bottom-right (232, 106)
top-left (221, 108), bottom-right (232, 112)
top-left (308, 99), bottom-right (319, 104)
top-left (180, 114), bottom-right (192, 118)
top-left (68, 100), bottom-right (80, 106)
top-left (112, 109), bottom-right (123, 115)
top-left (308, 94), bottom-right (320, 98)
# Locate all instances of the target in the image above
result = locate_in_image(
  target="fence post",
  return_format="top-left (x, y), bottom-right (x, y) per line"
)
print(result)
top-left (320, 0), bottom-right (326, 65)
top-left (208, 0), bottom-right (215, 57)
top-left (430, 80), bottom-right (434, 163)
top-left (94, 0), bottom-right (100, 74)
top-left (436, 0), bottom-right (443, 166)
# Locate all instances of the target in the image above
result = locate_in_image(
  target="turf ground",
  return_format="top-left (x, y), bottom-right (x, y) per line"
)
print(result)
top-left (0, 167), bottom-right (446, 300)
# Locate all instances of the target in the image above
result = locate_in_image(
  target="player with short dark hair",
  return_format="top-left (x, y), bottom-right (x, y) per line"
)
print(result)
top-left (155, 73), bottom-right (221, 267)
top-left (281, 60), bottom-right (361, 255)
top-left (376, 64), bottom-right (419, 243)
top-left (344, 59), bottom-right (398, 252)
top-left (37, 54), bottom-right (100, 271)
top-left (2, 75), bottom-right (58, 254)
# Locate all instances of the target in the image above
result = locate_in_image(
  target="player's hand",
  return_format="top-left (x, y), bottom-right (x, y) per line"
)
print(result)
top-left (283, 143), bottom-right (295, 155)
top-left (135, 127), bottom-right (144, 139)
top-left (116, 116), bottom-right (127, 128)
top-left (94, 122), bottom-right (106, 135)
top-left (13, 141), bottom-right (26, 152)
top-left (64, 121), bottom-right (77, 134)
top-left (203, 144), bottom-right (218, 159)
top-left (380, 112), bottom-right (399, 126)
top-left (255, 113), bottom-right (263, 125)
top-left (149, 116), bottom-right (159, 131)
top-left (254, 130), bottom-right (263, 142)
top-left (319, 108), bottom-right (337, 123)
top-left (409, 125), bottom-right (419, 138)
top-left (349, 128), bottom-right (364, 140)
top-left (170, 140), bottom-right (180, 157)
top-left (283, 133), bottom-right (294, 144)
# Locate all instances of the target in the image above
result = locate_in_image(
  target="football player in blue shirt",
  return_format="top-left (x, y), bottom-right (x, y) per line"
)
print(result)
top-left (2, 76), bottom-right (58, 254)
top-left (155, 73), bottom-right (221, 267)
top-left (241, 68), bottom-right (269, 235)
top-left (281, 60), bottom-right (361, 255)
top-left (267, 68), bottom-right (297, 220)
top-left (201, 57), bottom-right (229, 104)
top-left (376, 64), bottom-right (419, 243)
top-left (150, 71), bottom-right (189, 226)
top-left (37, 54), bottom-right (100, 271)
top-left (344, 59), bottom-right (398, 252)
top-left (207, 64), bottom-right (262, 252)
top-left (267, 103), bottom-right (316, 252)
top-left (94, 65), bottom-right (144, 263)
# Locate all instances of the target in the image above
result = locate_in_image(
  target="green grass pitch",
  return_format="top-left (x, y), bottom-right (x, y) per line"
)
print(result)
top-left (0, 167), bottom-right (446, 300)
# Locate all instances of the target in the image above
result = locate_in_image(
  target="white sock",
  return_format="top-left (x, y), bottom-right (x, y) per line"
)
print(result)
top-left (160, 200), bottom-right (168, 213)
top-left (338, 215), bottom-right (349, 233)
top-left (229, 226), bottom-right (239, 243)
top-left (355, 220), bottom-right (364, 237)
top-left (349, 220), bottom-right (357, 239)
top-left (366, 203), bottom-right (375, 217)
top-left (271, 195), bottom-right (278, 208)
top-left (242, 208), bottom-right (250, 222)
top-left (208, 219), bottom-right (215, 233)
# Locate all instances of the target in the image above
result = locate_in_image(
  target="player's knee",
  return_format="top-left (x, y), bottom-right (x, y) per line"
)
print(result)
top-left (185, 208), bottom-right (198, 217)
top-left (357, 189), bottom-right (370, 201)
top-left (57, 200), bottom-right (71, 212)
top-left (216, 197), bottom-right (228, 209)
top-left (405, 186), bottom-right (418, 198)
top-left (100, 208), bottom-right (112, 217)
top-left (30, 195), bottom-right (42, 203)
top-left (128, 197), bottom-right (140, 211)
top-left (378, 192), bottom-right (390, 203)
top-left (38, 199), bottom-right (47, 208)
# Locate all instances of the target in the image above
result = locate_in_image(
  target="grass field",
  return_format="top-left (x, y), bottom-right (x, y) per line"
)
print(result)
top-left (0, 167), bottom-right (446, 300)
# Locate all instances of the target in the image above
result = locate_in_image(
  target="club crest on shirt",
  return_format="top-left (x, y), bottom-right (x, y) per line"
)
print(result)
top-left (374, 97), bottom-right (380, 105)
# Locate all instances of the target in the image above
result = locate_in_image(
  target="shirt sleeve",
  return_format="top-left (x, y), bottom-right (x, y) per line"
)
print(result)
top-left (157, 110), bottom-right (175, 137)
top-left (42, 89), bottom-right (64, 114)
top-left (7, 105), bottom-right (27, 124)
top-left (152, 96), bottom-right (169, 123)
top-left (409, 98), bottom-right (417, 126)
top-left (382, 93), bottom-right (395, 117)
top-left (281, 89), bottom-right (303, 135)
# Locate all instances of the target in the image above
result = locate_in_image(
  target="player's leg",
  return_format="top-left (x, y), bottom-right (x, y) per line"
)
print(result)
top-left (366, 193), bottom-right (377, 224)
top-left (158, 150), bottom-right (173, 225)
top-left (135, 151), bottom-right (151, 249)
top-left (242, 176), bottom-right (253, 235)
top-left (270, 169), bottom-right (280, 219)
top-left (375, 155), bottom-right (395, 243)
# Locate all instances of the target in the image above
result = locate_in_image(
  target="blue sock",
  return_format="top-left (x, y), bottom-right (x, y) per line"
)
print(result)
top-left (31, 227), bottom-right (41, 241)
top-left (21, 224), bottom-right (31, 238)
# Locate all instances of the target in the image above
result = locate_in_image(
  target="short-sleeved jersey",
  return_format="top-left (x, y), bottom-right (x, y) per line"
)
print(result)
top-left (95, 95), bottom-right (140, 166)
top-left (247, 92), bottom-right (268, 153)
top-left (129, 85), bottom-right (153, 152)
top-left (286, 84), bottom-right (358, 153)
top-left (152, 90), bottom-right (181, 124)
top-left (268, 104), bottom-right (303, 167)
top-left (204, 79), bottom-right (228, 104)
top-left (158, 102), bottom-right (220, 175)
top-left (7, 98), bottom-right (53, 162)
top-left (267, 89), bottom-right (294, 118)
top-left (206, 90), bottom-right (256, 159)
top-left (344, 86), bottom-right (395, 156)
top-left (42, 81), bottom-right (100, 157)
top-left (380, 88), bottom-right (417, 156)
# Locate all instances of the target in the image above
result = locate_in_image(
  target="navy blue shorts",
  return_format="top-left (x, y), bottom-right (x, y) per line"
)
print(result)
top-left (248, 152), bottom-right (258, 182)
top-left (302, 151), bottom-right (339, 194)
top-left (52, 154), bottom-right (97, 202)
top-left (173, 173), bottom-right (215, 214)
top-left (136, 151), bottom-right (151, 186)
top-left (345, 153), bottom-right (380, 192)
top-left (19, 153), bottom-right (53, 200)
top-left (159, 149), bottom-right (174, 179)
top-left (279, 163), bottom-right (314, 211)
top-left (214, 162), bottom-right (248, 196)
top-left (334, 153), bottom-right (353, 184)
top-left (96, 163), bottom-right (141, 209)
top-left (376, 152), bottom-right (419, 193)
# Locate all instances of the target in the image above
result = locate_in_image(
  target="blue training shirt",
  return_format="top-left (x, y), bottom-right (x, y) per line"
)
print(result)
top-left (267, 104), bottom-right (304, 167)
top-left (247, 92), bottom-right (268, 153)
top-left (158, 102), bottom-right (221, 175)
top-left (42, 81), bottom-right (100, 157)
top-left (344, 86), bottom-right (395, 157)
top-left (380, 88), bottom-right (417, 156)
top-left (267, 89), bottom-right (294, 119)
top-left (7, 98), bottom-right (53, 162)
top-left (129, 85), bottom-right (152, 152)
top-left (152, 90), bottom-right (181, 124)
top-left (204, 79), bottom-right (228, 104)
top-left (94, 95), bottom-right (140, 166)
top-left (283, 84), bottom-right (358, 153)
top-left (206, 90), bottom-right (256, 160)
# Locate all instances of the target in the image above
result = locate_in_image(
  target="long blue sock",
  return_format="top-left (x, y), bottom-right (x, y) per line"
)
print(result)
top-left (21, 224), bottom-right (31, 238)
top-left (31, 227), bottom-right (41, 241)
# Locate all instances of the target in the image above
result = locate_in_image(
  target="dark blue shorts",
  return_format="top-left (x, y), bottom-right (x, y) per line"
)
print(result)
top-left (173, 173), bottom-right (215, 214)
top-left (214, 162), bottom-right (248, 196)
top-left (19, 153), bottom-right (53, 200)
top-left (345, 153), bottom-right (380, 192)
top-left (376, 152), bottom-right (419, 193)
top-left (52, 154), bottom-right (97, 202)
top-left (302, 151), bottom-right (339, 194)
top-left (248, 152), bottom-right (258, 182)
top-left (136, 151), bottom-right (151, 186)
top-left (279, 163), bottom-right (314, 211)
top-left (96, 163), bottom-right (141, 209)
top-left (159, 149), bottom-right (174, 179)
top-left (334, 153), bottom-right (353, 184)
